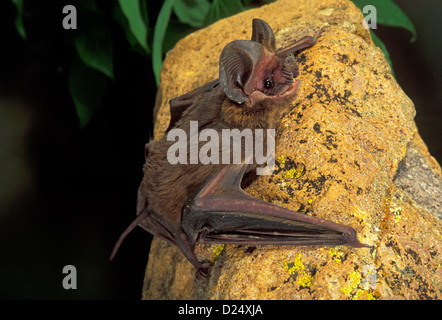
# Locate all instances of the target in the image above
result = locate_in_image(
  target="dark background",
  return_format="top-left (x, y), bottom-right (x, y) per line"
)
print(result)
top-left (0, 0), bottom-right (440, 299)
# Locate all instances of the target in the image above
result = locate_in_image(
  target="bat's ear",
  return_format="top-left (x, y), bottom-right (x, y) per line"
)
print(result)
top-left (219, 40), bottom-right (261, 104)
top-left (251, 19), bottom-right (275, 53)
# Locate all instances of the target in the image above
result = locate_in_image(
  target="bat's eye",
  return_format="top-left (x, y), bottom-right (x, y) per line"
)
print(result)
top-left (264, 78), bottom-right (273, 89)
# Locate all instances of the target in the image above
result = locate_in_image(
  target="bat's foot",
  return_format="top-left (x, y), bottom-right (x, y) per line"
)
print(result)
top-left (195, 262), bottom-right (212, 280)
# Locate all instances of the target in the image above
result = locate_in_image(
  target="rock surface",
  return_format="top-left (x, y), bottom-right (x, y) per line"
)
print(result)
top-left (142, 0), bottom-right (441, 299)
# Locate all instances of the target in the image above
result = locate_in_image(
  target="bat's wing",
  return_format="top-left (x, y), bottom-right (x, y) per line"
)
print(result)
top-left (167, 79), bottom-right (220, 132)
top-left (182, 163), bottom-right (370, 249)
top-left (276, 29), bottom-right (323, 58)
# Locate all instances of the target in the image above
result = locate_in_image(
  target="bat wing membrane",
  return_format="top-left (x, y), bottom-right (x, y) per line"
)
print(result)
top-left (182, 164), bottom-right (369, 248)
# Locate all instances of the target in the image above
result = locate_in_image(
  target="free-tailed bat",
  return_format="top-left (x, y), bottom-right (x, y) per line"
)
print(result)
top-left (111, 19), bottom-right (369, 276)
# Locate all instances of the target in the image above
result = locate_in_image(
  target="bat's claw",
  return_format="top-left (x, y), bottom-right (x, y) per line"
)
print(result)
top-left (314, 28), bottom-right (324, 41)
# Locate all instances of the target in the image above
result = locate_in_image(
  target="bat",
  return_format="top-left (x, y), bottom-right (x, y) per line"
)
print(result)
top-left (110, 19), bottom-right (369, 276)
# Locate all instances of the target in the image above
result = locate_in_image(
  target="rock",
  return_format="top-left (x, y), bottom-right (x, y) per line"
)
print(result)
top-left (142, 0), bottom-right (442, 299)
top-left (393, 134), bottom-right (442, 221)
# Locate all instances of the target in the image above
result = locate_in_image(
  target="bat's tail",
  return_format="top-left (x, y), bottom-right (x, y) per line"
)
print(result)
top-left (109, 210), bottom-right (149, 261)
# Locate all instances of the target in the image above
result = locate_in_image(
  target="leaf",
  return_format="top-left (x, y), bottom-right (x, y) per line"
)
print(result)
top-left (112, 2), bottom-right (138, 48)
top-left (173, 0), bottom-right (210, 28)
top-left (153, 0), bottom-right (176, 86)
top-left (352, 0), bottom-right (416, 41)
top-left (204, 0), bottom-right (245, 25)
top-left (69, 58), bottom-right (108, 127)
top-left (118, 0), bottom-right (150, 53)
top-left (11, 0), bottom-right (26, 39)
top-left (73, 15), bottom-right (114, 79)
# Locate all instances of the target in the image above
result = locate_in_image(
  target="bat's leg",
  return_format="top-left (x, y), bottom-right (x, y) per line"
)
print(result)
top-left (110, 206), bottom-right (211, 275)
top-left (276, 29), bottom-right (323, 57)
top-left (109, 205), bottom-right (200, 261)
top-left (182, 164), bottom-right (370, 249)
top-left (137, 209), bottom-right (212, 277)
top-left (167, 79), bottom-right (220, 132)
top-left (111, 174), bottom-right (211, 276)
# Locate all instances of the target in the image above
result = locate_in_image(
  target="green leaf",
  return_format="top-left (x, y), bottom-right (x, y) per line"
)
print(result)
top-left (11, 0), bottom-right (26, 39)
top-left (204, 0), bottom-right (245, 25)
top-left (352, 0), bottom-right (416, 41)
top-left (69, 58), bottom-right (108, 128)
top-left (153, 0), bottom-right (176, 86)
top-left (112, 2), bottom-right (138, 48)
top-left (118, 0), bottom-right (150, 53)
top-left (73, 15), bottom-right (114, 79)
top-left (173, 0), bottom-right (210, 28)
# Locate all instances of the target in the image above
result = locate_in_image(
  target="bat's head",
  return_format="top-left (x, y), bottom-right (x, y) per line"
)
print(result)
top-left (219, 20), bottom-right (300, 108)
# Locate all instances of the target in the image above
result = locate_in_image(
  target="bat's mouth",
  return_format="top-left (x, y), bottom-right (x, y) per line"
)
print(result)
top-left (279, 78), bottom-right (300, 97)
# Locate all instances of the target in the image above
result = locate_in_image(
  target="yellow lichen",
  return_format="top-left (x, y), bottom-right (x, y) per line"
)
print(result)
top-left (284, 168), bottom-right (303, 179)
top-left (353, 289), bottom-right (364, 300)
top-left (350, 271), bottom-right (362, 287)
top-left (277, 155), bottom-right (304, 179)
top-left (212, 244), bottom-right (225, 257)
top-left (277, 155), bottom-right (285, 167)
top-left (297, 274), bottom-right (313, 288)
top-left (329, 248), bottom-right (343, 263)
top-left (353, 289), bottom-right (377, 300)
top-left (340, 270), bottom-right (377, 300)
top-left (284, 254), bottom-right (313, 288)
top-left (284, 168), bottom-right (296, 178)
top-left (291, 253), bottom-right (305, 274)
top-left (307, 199), bottom-right (313, 204)
top-left (352, 206), bottom-right (366, 222)
top-left (366, 293), bottom-right (376, 300)
top-left (341, 271), bottom-right (361, 296)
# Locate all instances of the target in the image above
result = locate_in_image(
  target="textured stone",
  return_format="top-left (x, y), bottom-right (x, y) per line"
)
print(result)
top-left (142, 0), bottom-right (441, 300)
top-left (393, 134), bottom-right (442, 221)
